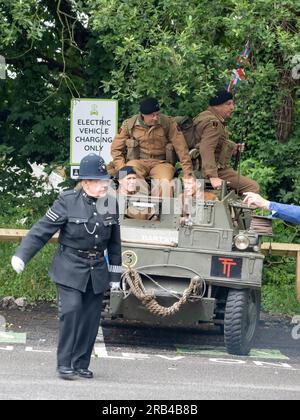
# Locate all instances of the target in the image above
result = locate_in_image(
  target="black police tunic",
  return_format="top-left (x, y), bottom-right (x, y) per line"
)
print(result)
top-left (15, 188), bottom-right (122, 294)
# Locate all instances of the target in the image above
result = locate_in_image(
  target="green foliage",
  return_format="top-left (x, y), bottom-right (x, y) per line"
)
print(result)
top-left (262, 282), bottom-right (300, 316)
top-left (240, 158), bottom-right (276, 197)
top-left (0, 0), bottom-right (300, 312)
top-left (0, 155), bottom-right (59, 227)
top-left (270, 218), bottom-right (300, 244)
top-left (0, 154), bottom-right (59, 301)
top-left (87, 0), bottom-right (230, 116)
top-left (1, 1), bottom-right (299, 204)
top-left (0, 243), bottom-right (56, 302)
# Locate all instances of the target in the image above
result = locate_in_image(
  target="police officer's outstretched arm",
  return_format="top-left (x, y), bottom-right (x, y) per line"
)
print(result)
top-left (11, 194), bottom-right (68, 273)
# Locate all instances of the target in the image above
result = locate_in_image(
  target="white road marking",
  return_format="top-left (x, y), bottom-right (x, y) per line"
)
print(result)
top-left (93, 326), bottom-right (135, 359)
top-left (25, 347), bottom-right (51, 353)
top-left (209, 358), bottom-right (293, 370)
top-left (0, 346), bottom-right (14, 351)
top-left (253, 361), bottom-right (292, 369)
top-left (156, 355), bottom-right (185, 361)
top-left (210, 358), bottom-right (248, 365)
top-left (94, 326), bottom-right (108, 357)
top-left (0, 338), bottom-right (298, 372)
top-left (122, 352), bottom-right (150, 359)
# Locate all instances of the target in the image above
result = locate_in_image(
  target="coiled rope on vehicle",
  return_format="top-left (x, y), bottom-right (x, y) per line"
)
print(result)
top-left (122, 268), bottom-right (203, 317)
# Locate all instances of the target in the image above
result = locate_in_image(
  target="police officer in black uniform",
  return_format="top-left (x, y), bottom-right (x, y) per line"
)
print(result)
top-left (11, 154), bottom-right (122, 380)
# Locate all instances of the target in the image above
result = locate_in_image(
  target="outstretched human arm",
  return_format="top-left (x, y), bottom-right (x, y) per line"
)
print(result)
top-left (11, 194), bottom-right (68, 272)
top-left (243, 192), bottom-right (300, 224)
top-left (268, 202), bottom-right (300, 224)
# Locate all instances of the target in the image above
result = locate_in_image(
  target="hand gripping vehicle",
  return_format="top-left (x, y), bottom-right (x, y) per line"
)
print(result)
top-left (105, 180), bottom-right (271, 356)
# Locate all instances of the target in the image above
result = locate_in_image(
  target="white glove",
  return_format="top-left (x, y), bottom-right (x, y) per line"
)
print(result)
top-left (11, 256), bottom-right (25, 274)
top-left (110, 282), bottom-right (120, 291)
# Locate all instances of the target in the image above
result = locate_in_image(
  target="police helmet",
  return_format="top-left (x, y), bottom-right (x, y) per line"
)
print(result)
top-left (78, 154), bottom-right (110, 180)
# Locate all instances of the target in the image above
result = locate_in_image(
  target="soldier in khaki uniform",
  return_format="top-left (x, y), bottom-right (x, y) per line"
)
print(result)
top-left (193, 91), bottom-right (259, 194)
top-left (117, 166), bottom-right (148, 197)
top-left (116, 166), bottom-right (156, 220)
top-left (111, 98), bottom-right (193, 196)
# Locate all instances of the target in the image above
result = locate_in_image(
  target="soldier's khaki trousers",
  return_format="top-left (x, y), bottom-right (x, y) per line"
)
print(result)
top-left (127, 159), bottom-right (175, 197)
top-left (127, 159), bottom-right (175, 179)
top-left (218, 167), bottom-right (260, 194)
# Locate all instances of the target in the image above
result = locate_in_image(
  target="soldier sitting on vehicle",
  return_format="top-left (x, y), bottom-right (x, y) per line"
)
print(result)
top-left (116, 166), bottom-right (157, 221)
top-left (193, 90), bottom-right (260, 195)
top-left (110, 97), bottom-right (194, 197)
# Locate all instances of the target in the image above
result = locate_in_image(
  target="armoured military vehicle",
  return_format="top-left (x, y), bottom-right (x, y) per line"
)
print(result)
top-left (105, 180), bottom-right (271, 356)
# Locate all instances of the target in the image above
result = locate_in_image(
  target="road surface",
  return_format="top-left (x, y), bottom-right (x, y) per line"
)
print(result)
top-left (0, 304), bottom-right (299, 401)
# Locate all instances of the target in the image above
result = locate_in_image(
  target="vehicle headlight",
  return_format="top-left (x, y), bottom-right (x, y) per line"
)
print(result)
top-left (234, 234), bottom-right (250, 250)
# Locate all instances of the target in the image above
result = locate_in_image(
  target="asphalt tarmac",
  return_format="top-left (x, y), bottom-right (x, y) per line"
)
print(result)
top-left (0, 303), bottom-right (299, 401)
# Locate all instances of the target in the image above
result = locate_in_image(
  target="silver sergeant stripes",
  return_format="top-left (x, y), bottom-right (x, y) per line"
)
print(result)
top-left (46, 208), bottom-right (59, 222)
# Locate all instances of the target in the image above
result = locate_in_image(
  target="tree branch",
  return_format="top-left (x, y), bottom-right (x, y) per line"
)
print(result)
top-left (6, 55), bottom-right (87, 80)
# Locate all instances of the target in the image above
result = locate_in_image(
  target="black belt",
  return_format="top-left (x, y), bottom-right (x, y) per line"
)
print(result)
top-left (60, 245), bottom-right (104, 259)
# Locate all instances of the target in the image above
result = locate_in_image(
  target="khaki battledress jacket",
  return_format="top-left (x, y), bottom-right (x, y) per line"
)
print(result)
top-left (193, 107), bottom-right (236, 179)
top-left (111, 114), bottom-right (193, 177)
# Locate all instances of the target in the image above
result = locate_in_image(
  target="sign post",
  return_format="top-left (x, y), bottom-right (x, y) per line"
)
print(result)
top-left (0, 55), bottom-right (6, 80)
top-left (70, 98), bottom-right (118, 178)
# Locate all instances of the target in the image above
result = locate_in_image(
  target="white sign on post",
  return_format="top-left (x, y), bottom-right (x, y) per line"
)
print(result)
top-left (70, 98), bottom-right (118, 179)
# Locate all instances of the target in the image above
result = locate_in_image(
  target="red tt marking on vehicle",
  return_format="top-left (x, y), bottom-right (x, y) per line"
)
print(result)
top-left (218, 258), bottom-right (237, 278)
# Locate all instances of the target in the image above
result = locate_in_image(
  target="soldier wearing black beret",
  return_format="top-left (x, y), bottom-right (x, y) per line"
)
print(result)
top-left (11, 154), bottom-right (122, 380)
top-left (111, 97), bottom-right (193, 197)
top-left (193, 90), bottom-right (259, 194)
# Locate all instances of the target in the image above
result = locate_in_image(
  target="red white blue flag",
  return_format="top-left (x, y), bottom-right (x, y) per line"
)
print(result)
top-left (227, 41), bottom-right (250, 92)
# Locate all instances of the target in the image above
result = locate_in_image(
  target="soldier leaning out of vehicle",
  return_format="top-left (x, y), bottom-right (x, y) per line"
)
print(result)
top-left (11, 153), bottom-right (122, 381)
top-left (193, 90), bottom-right (259, 195)
top-left (179, 177), bottom-right (218, 226)
top-left (110, 97), bottom-right (194, 197)
top-left (117, 165), bottom-right (148, 197)
top-left (116, 165), bottom-right (157, 221)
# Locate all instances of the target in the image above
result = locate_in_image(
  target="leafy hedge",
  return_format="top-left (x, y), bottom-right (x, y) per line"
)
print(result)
top-left (0, 157), bottom-right (59, 302)
top-left (0, 0), bottom-right (300, 203)
top-left (0, 1), bottom-right (300, 313)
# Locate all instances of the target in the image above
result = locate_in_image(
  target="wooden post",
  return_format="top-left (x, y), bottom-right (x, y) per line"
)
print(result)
top-left (297, 252), bottom-right (300, 302)
top-left (0, 228), bottom-right (58, 243)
